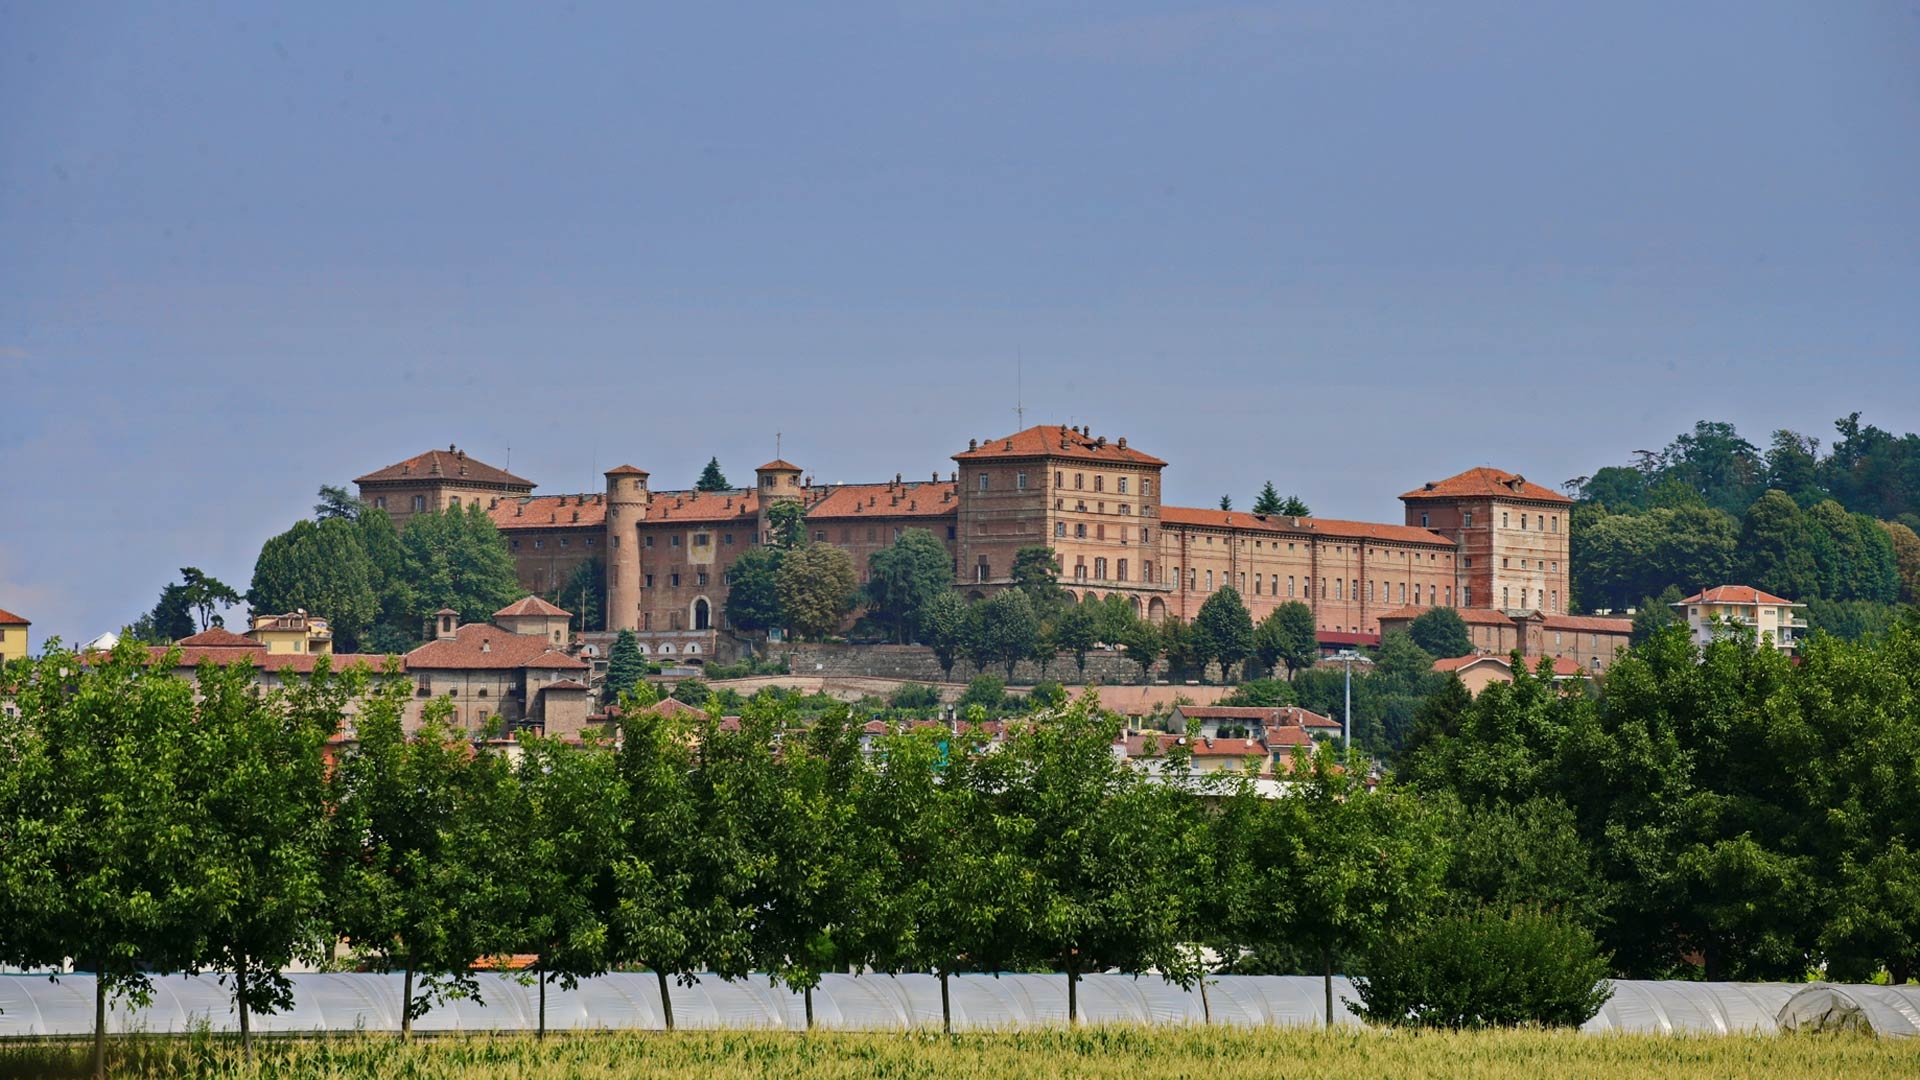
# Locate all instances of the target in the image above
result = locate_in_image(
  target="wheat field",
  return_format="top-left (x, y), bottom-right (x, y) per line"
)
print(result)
top-left (4, 1026), bottom-right (1916, 1080)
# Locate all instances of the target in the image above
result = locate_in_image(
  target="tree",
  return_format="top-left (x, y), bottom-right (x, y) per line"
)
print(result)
top-left (1254, 601), bottom-right (1319, 680)
top-left (1629, 585), bottom-right (1685, 645)
top-left (1252, 482), bottom-right (1284, 515)
top-left (921, 590), bottom-right (968, 679)
top-left (326, 684), bottom-right (521, 1039)
top-left (865, 529), bottom-right (955, 644)
top-left (777, 544), bottom-right (858, 640)
top-left (695, 457), bottom-right (731, 492)
top-left (1010, 546), bottom-right (1068, 613)
top-left (1882, 521), bottom-right (1920, 604)
top-left (1278, 494), bottom-right (1312, 517)
top-left (514, 734), bottom-right (624, 1036)
top-left (313, 483), bottom-right (364, 522)
top-left (1219, 494), bottom-right (1233, 511)
top-left (129, 581), bottom-right (197, 642)
top-left (178, 567), bottom-right (242, 631)
top-left (358, 507), bottom-right (415, 647)
top-left (1053, 601), bottom-right (1100, 678)
top-left (723, 547), bottom-right (784, 634)
top-left (987, 695), bottom-right (1208, 1022)
top-left (400, 506), bottom-right (522, 627)
top-left (190, 658), bottom-right (350, 1056)
top-left (1353, 909), bottom-right (1612, 1029)
top-left (1407, 607), bottom-right (1473, 659)
top-left (967, 588), bottom-right (1041, 679)
top-left (1115, 614), bottom-right (1162, 683)
top-left (766, 500), bottom-right (807, 550)
top-left (605, 629), bottom-right (647, 703)
top-left (247, 517), bottom-right (380, 651)
top-left (1192, 587), bottom-right (1254, 681)
top-left (1739, 489), bottom-right (1822, 602)
top-left (548, 557), bottom-right (605, 634)
top-left (4, 639), bottom-right (217, 1077)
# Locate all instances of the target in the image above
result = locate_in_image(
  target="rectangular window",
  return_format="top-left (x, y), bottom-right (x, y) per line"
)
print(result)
top-left (1335, 579), bottom-right (1343, 600)
top-left (1141, 527), bottom-right (1150, 543)
top-left (1075, 523), bottom-right (1087, 538)
top-left (534, 539), bottom-right (544, 549)
top-left (1117, 559), bottom-right (1128, 581)
top-left (413, 495), bottom-right (426, 512)
top-left (1464, 586), bottom-right (1472, 606)
top-left (1288, 575), bottom-right (1295, 597)
top-left (645, 574), bottom-right (654, 588)
top-left (671, 535), bottom-right (681, 547)
top-left (560, 538), bottom-right (570, 547)
top-left (698, 571), bottom-right (709, 586)
top-left (978, 473), bottom-right (991, 491)
top-left (1464, 512), bottom-right (1472, 526)
top-left (1094, 476), bottom-right (1105, 492)
top-left (724, 532), bottom-right (734, 545)
top-left (670, 573), bottom-right (680, 587)
top-left (1143, 560), bottom-right (1153, 581)
top-left (694, 533), bottom-right (709, 547)
top-left (1503, 512), bottom-right (1510, 527)
top-left (374, 496), bottom-right (387, 509)
top-left (1016, 471), bottom-right (1028, 490)
top-left (947, 526), bottom-right (957, 540)
top-left (1095, 557), bottom-right (1107, 579)
top-left (1552, 516), bottom-right (1559, 532)
top-left (1096, 524), bottom-right (1106, 540)
top-left (511, 539), bottom-right (521, 550)
top-left (1142, 480), bottom-right (1152, 497)
top-left (1075, 473), bottom-right (1085, 490)
top-left (1055, 522), bottom-right (1067, 537)
top-left (1206, 570), bottom-right (1213, 591)
top-left (1056, 471), bottom-right (1064, 486)
top-left (643, 613), bottom-right (652, 630)
top-left (1118, 477), bottom-right (1129, 494)
top-left (586, 537), bottom-right (595, 547)
top-left (645, 535), bottom-right (654, 548)
top-left (814, 530), bottom-right (826, 542)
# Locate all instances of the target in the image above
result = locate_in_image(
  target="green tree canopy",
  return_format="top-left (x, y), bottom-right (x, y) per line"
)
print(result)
top-left (1253, 601), bottom-right (1319, 680)
top-left (400, 506), bottom-right (522, 627)
top-left (695, 457), bottom-right (731, 492)
top-left (1192, 586), bottom-right (1254, 680)
top-left (1252, 482), bottom-right (1284, 515)
top-left (776, 543), bottom-right (858, 640)
top-left (313, 484), bottom-right (364, 522)
top-left (248, 517), bottom-right (381, 651)
top-left (864, 529), bottom-right (955, 644)
top-left (723, 546), bottom-right (784, 634)
top-left (921, 589), bottom-right (969, 680)
top-left (1407, 607), bottom-right (1473, 659)
top-left (605, 629), bottom-right (647, 702)
top-left (966, 588), bottom-right (1041, 679)
top-left (766, 500), bottom-right (807, 550)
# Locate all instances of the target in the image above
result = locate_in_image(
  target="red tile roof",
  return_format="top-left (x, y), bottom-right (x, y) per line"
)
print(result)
top-left (1262, 726), bottom-right (1315, 748)
top-left (1376, 605), bottom-right (1517, 627)
top-left (1177, 705), bottom-right (1338, 728)
top-left (1541, 613), bottom-right (1634, 634)
top-left (604, 464), bottom-right (650, 477)
top-left (0, 607), bottom-right (27, 625)
top-left (1158, 505), bottom-right (1451, 547)
top-left (495, 596), bottom-right (572, 618)
top-left (1400, 467), bottom-right (1572, 505)
top-left (1124, 733), bottom-right (1267, 758)
top-left (356, 447), bottom-right (534, 489)
top-left (757, 459), bottom-right (802, 472)
top-left (805, 481), bottom-right (960, 521)
top-left (1677, 585), bottom-right (1802, 607)
top-left (176, 627), bottom-right (259, 648)
top-left (1433, 654), bottom-right (1587, 678)
top-left (1317, 631), bottom-right (1381, 647)
top-left (489, 494), bottom-right (607, 531)
top-left (1432, 655), bottom-right (1508, 673)
top-left (544, 680), bottom-right (590, 692)
top-left (404, 624), bottom-right (588, 672)
top-left (122, 645), bottom-right (393, 675)
top-left (953, 425), bottom-right (1167, 467)
top-left (647, 489), bottom-right (762, 524)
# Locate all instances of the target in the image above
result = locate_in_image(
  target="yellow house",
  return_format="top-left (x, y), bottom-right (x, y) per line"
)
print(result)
top-left (0, 607), bottom-right (28, 664)
top-left (244, 610), bottom-right (334, 656)
top-left (1673, 586), bottom-right (1806, 655)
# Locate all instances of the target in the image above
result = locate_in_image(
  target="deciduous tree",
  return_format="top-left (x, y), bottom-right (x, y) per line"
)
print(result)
top-left (1407, 607), bottom-right (1473, 659)
top-left (1254, 601), bottom-right (1319, 680)
top-left (776, 544), bottom-right (858, 640)
top-left (864, 529), bottom-right (955, 643)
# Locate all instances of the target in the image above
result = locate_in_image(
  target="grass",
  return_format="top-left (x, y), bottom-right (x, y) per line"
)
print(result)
top-left (3, 1026), bottom-right (1914, 1080)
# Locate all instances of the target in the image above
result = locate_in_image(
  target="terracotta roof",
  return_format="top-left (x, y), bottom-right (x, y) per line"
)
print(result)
top-left (953, 425), bottom-right (1167, 467)
top-left (176, 627), bottom-right (259, 648)
top-left (1263, 726), bottom-right (1315, 748)
top-left (1317, 631), bottom-right (1381, 647)
top-left (1432, 655), bottom-right (1509, 673)
top-left (604, 464), bottom-right (650, 477)
top-left (1076, 684), bottom-right (1236, 715)
top-left (805, 481), bottom-right (960, 521)
top-left (356, 447), bottom-right (534, 489)
top-left (495, 596), bottom-right (572, 619)
top-left (489, 494), bottom-right (607, 531)
top-left (1376, 605), bottom-right (1516, 627)
top-left (1433, 654), bottom-right (1587, 679)
top-left (123, 646), bottom-right (391, 674)
top-left (1400, 467), bottom-right (1572, 505)
top-left (1124, 733), bottom-right (1267, 758)
top-left (1158, 505), bottom-right (1451, 546)
top-left (1177, 705), bottom-right (1338, 728)
top-left (404, 624), bottom-right (587, 672)
top-left (648, 489), bottom-right (762, 524)
top-left (0, 608), bottom-right (27, 625)
top-left (1541, 613), bottom-right (1634, 634)
top-left (544, 680), bottom-right (590, 692)
top-left (757, 459), bottom-right (802, 472)
top-left (1676, 585), bottom-right (1802, 607)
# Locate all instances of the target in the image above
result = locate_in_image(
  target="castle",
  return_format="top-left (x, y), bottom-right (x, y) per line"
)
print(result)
top-left (357, 425), bottom-right (1618, 666)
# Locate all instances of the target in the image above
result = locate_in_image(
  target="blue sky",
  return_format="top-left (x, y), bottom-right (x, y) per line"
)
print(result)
top-left (3, 2), bottom-right (1917, 644)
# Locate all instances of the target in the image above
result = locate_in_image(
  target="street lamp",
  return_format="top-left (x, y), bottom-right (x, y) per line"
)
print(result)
top-left (1332, 649), bottom-right (1373, 750)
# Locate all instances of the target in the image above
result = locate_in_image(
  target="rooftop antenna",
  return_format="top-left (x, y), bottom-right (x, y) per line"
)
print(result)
top-left (776, 431), bottom-right (783, 461)
top-left (505, 445), bottom-right (511, 475)
top-left (1014, 354), bottom-right (1026, 428)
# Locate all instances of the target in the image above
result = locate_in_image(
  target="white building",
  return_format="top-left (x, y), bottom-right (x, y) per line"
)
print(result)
top-left (1672, 585), bottom-right (1807, 655)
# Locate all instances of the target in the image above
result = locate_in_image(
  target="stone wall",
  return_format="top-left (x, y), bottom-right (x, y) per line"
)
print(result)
top-left (773, 642), bottom-right (1153, 685)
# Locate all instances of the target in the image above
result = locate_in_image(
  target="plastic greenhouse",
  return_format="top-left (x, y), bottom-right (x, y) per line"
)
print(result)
top-left (1579, 981), bottom-right (1798, 1035)
top-left (1776, 983), bottom-right (1920, 1037)
top-left (0, 973), bottom-right (1364, 1037)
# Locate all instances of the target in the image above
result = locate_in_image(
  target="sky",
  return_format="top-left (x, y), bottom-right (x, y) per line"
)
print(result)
top-left (3, 1), bottom-right (1917, 645)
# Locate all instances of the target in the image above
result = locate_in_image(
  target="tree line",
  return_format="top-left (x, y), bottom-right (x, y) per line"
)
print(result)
top-left (1574, 417), bottom-right (1920, 638)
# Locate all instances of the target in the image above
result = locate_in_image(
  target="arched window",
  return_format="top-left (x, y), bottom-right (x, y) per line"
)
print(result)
top-left (693, 598), bottom-right (711, 630)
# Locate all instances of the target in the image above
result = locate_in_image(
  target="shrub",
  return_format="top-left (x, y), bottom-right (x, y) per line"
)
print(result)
top-left (1218, 678), bottom-right (1295, 708)
top-left (888, 682), bottom-right (942, 710)
top-left (1029, 681), bottom-right (1067, 710)
top-left (959, 673), bottom-right (1007, 712)
top-left (1352, 908), bottom-right (1612, 1029)
top-left (669, 678), bottom-right (711, 706)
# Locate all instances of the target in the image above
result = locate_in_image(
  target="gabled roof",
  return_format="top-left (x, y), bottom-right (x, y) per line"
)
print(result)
top-left (404, 623), bottom-right (587, 672)
top-left (176, 627), bottom-right (258, 648)
top-left (756, 459), bottom-right (802, 472)
top-left (489, 494), bottom-right (606, 531)
top-left (647, 489), bottom-right (761, 524)
top-left (1400, 467), bottom-right (1572, 505)
top-left (495, 596), bottom-right (572, 619)
top-left (0, 607), bottom-right (28, 625)
top-left (1176, 705), bottom-right (1338, 729)
top-left (805, 481), bottom-right (959, 521)
top-left (1541, 613), bottom-right (1634, 634)
top-left (1157, 506), bottom-right (1451, 546)
top-left (1676, 585), bottom-right (1802, 607)
top-left (953, 425), bottom-right (1167, 467)
top-left (356, 447), bottom-right (534, 489)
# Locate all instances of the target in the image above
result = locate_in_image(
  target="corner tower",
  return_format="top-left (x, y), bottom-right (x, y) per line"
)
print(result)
top-left (604, 465), bottom-right (651, 631)
top-left (1400, 467), bottom-right (1573, 614)
top-left (753, 458), bottom-right (805, 545)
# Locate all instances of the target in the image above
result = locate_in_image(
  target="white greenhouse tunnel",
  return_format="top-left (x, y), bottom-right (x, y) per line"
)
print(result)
top-left (0, 973), bottom-right (1914, 1038)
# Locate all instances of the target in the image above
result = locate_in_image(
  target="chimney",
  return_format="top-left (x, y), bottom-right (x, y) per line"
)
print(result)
top-left (1117, 437), bottom-right (1127, 449)
top-left (481, 638), bottom-right (491, 654)
top-left (969, 438), bottom-right (978, 451)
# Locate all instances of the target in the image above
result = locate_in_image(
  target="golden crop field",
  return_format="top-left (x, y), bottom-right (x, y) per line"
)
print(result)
top-left (4, 1026), bottom-right (1916, 1080)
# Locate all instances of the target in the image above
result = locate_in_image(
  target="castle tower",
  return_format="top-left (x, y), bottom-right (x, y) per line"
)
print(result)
top-left (1400, 468), bottom-right (1573, 615)
top-left (753, 458), bottom-right (805, 545)
top-left (604, 465), bottom-right (651, 631)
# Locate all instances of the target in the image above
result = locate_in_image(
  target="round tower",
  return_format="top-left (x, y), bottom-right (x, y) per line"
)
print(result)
top-left (753, 458), bottom-right (805, 545)
top-left (604, 465), bottom-right (651, 631)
